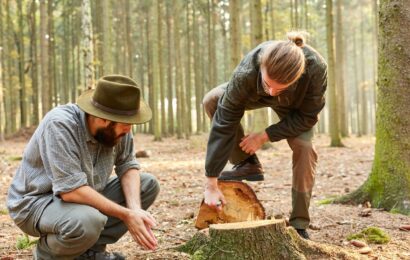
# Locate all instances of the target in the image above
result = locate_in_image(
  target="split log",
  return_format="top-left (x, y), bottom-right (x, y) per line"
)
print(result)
top-left (179, 219), bottom-right (364, 260)
top-left (195, 181), bottom-right (265, 229)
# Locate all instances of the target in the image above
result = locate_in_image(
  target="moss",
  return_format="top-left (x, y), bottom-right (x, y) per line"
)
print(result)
top-left (347, 227), bottom-right (390, 244)
top-left (191, 249), bottom-right (205, 260)
top-left (16, 234), bottom-right (38, 250)
top-left (316, 196), bottom-right (337, 205)
top-left (389, 208), bottom-right (401, 214)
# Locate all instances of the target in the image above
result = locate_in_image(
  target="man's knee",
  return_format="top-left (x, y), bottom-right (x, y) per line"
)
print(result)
top-left (288, 137), bottom-right (317, 159)
top-left (60, 206), bottom-right (107, 246)
top-left (202, 84), bottom-right (226, 119)
top-left (140, 173), bottom-right (160, 210)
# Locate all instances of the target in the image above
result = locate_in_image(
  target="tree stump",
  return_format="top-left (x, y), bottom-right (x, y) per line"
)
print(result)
top-left (179, 219), bottom-right (363, 260)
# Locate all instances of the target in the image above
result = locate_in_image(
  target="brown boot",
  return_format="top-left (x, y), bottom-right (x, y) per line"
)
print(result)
top-left (218, 155), bottom-right (264, 181)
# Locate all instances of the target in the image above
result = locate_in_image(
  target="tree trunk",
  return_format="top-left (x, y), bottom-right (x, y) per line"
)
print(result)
top-left (152, 0), bottom-right (161, 141)
top-left (6, 0), bottom-right (17, 133)
top-left (29, 0), bottom-right (39, 125)
top-left (17, 0), bottom-right (27, 127)
top-left (174, 0), bottom-right (184, 139)
top-left (359, 7), bottom-right (368, 135)
top-left (229, 0), bottom-right (241, 71)
top-left (179, 219), bottom-right (360, 259)
top-left (124, 0), bottom-right (133, 78)
top-left (0, 0), bottom-right (4, 140)
top-left (48, 0), bottom-right (57, 106)
top-left (326, 0), bottom-right (343, 147)
top-left (158, 1), bottom-right (167, 137)
top-left (102, 0), bottom-right (111, 75)
top-left (336, 0), bottom-right (348, 137)
top-left (193, 0), bottom-right (203, 133)
top-left (61, 0), bottom-right (70, 104)
top-left (338, 0), bottom-right (410, 215)
top-left (185, 0), bottom-right (192, 137)
top-left (166, 2), bottom-right (174, 136)
top-left (81, 0), bottom-right (95, 90)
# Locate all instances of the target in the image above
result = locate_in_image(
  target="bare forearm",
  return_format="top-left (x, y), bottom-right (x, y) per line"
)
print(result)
top-left (60, 185), bottom-right (130, 221)
top-left (121, 169), bottom-right (142, 210)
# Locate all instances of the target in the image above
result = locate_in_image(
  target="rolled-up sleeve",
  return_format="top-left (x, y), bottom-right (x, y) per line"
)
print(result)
top-left (39, 120), bottom-right (88, 195)
top-left (114, 133), bottom-right (141, 179)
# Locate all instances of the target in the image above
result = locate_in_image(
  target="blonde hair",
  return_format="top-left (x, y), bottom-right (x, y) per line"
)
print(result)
top-left (260, 32), bottom-right (306, 85)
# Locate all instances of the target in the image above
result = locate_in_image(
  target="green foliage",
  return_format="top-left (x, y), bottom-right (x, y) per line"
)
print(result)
top-left (16, 234), bottom-right (38, 250)
top-left (192, 249), bottom-right (205, 260)
top-left (347, 227), bottom-right (390, 244)
top-left (316, 196), bottom-right (337, 205)
top-left (8, 156), bottom-right (22, 161)
top-left (0, 208), bottom-right (8, 215)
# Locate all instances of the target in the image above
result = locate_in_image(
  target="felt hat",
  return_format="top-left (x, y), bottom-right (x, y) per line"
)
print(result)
top-left (77, 75), bottom-right (152, 124)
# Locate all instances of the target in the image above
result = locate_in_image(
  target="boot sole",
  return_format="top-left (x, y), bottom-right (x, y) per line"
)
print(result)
top-left (218, 174), bottom-right (264, 182)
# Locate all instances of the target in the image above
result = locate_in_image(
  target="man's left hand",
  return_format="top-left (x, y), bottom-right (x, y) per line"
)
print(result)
top-left (239, 132), bottom-right (269, 154)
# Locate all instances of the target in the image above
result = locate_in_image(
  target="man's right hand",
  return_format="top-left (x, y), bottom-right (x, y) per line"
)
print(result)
top-left (123, 208), bottom-right (158, 250)
top-left (204, 177), bottom-right (226, 211)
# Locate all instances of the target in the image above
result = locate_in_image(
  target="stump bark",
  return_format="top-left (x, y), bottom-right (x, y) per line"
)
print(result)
top-left (179, 219), bottom-right (363, 260)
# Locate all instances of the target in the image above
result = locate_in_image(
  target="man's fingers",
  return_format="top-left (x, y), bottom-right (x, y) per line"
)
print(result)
top-left (143, 215), bottom-right (156, 228)
top-left (136, 228), bottom-right (157, 250)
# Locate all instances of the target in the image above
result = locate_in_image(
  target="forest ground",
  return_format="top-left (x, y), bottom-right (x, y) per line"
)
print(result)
top-left (0, 133), bottom-right (409, 259)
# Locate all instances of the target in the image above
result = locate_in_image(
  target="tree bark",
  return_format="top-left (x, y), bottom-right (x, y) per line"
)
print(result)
top-left (28, 0), bottom-right (39, 125)
top-left (326, 0), bottom-right (343, 147)
top-left (0, 0), bottom-right (4, 140)
top-left (81, 0), bottom-right (95, 90)
top-left (229, 0), bottom-right (241, 71)
top-left (336, 0), bottom-right (348, 137)
top-left (17, 0), bottom-right (27, 127)
top-left (338, 0), bottom-right (410, 215)
top-left (165, 2), bottom-right (174, 135)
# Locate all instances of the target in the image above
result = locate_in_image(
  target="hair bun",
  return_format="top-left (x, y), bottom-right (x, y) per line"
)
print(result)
top-left (287, 32), bottom-right (305, 47)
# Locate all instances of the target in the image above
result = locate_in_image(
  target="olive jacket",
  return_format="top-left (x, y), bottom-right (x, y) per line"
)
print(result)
top-left (205, 41), bottom-right (327, 177)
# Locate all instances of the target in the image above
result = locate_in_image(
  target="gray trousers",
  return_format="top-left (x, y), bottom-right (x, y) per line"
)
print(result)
top-left (20, 173), bottom-right (159, 260)
top-left (203, 84), bottom-right (317, 229)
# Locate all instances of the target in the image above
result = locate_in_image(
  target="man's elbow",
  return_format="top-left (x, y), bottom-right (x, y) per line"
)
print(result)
top-left (59, 191), bottom-right (75, 202)
top-left (59, 186), bottom-right (86, 202)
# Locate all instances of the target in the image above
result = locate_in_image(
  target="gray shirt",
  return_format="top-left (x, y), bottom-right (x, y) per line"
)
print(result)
top-left (7, 104), bottom-right (140, 226)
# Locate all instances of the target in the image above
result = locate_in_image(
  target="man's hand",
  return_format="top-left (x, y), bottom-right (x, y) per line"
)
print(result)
top-left (123, 208), bottom-right (158, 250)
top-left (239, 132), bottom-right (269, 154)
top-left (204, 177), bottom-right (226, 211)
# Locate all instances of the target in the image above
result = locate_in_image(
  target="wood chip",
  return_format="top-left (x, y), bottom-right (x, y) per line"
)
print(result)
top-left (309, 223), bottom-right (321, 230)
top-left (358, 246), bottom-right (372, 254)
top-left (399, 225), bottom-right (410, 231)
top-left (350, 240), bottom-right (367, 248)
top-left (359, 208), bottom-right (372, 217)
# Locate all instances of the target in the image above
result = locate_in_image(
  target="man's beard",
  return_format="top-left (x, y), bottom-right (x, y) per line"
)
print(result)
top-left (94, 122), bottom-right (126, 147)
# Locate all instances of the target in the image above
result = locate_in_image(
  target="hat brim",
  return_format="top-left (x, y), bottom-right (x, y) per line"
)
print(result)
top-left (77, 89), bottom-right (152, 124)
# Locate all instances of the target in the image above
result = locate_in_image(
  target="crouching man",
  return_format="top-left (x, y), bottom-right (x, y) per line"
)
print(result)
top-left (7, 75), bottom-right (160, 259)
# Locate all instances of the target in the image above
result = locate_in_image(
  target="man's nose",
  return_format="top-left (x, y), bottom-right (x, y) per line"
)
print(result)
top-left (122, 124), bottom-right (132, 133)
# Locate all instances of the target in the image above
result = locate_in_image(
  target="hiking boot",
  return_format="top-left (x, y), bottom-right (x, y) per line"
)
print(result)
top-left (296, 229), bottom-right (310, 240)
top-left (75, 249), bottom-right (126, 260)
top-left (218, 155), bottom-right (264, 181)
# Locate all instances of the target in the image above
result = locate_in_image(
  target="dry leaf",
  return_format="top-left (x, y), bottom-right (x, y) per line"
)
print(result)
top-left (359, 208), bottom-right (372, 217)
top-left (351, 240), bottom-right (367, 248)
top-left (358, 246), bottom-right (372, 254)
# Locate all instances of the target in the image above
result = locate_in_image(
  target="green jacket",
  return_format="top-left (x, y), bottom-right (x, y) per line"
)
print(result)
top-left (205, 41), bottom-right (327, 177)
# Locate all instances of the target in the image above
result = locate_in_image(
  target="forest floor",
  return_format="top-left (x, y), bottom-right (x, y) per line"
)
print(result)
top-left (0, 133), bottom-right (409, 259)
